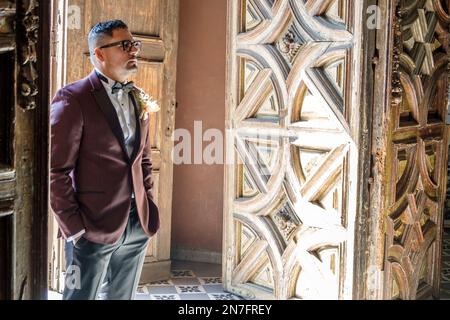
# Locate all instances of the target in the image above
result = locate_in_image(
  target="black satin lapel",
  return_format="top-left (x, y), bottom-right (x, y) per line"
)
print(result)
top-left (130, 93), bottom-right (141, 162)
top-left (91, 87), bottom-right (130, 162)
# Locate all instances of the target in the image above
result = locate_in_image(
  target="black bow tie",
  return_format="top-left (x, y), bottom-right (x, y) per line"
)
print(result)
top-left (111, 81), bottom-right (134, 94)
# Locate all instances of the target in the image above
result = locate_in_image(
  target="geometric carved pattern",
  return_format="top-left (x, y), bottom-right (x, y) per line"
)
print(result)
top-left (384, 0), bottom-right (450, 300)
top-left (225, 0), bottom-right (358, 299)
top-left (402, 0), bottom-right (439, 76)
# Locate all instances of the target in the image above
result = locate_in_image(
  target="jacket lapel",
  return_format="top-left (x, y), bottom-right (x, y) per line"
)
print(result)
top-left (89, 71), bottom-right (131, 163)
top-left (129, 92), bottom-right (141, 162)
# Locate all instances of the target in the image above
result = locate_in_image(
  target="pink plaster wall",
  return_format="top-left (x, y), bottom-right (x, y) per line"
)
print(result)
top-left (172, 0), bottom-right (227, 253)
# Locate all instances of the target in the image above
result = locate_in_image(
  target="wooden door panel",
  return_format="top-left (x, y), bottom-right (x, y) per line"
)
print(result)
top-left (0, 21), bottom-right (16, 299)
top-left (0, 0), bottom-right (50, 299)
top-left (225, 0), bottom-right (361, 300)
top-left (381, 0), bottom-right (450, 300)
top-left (89, 0), bottom-right (162, 36)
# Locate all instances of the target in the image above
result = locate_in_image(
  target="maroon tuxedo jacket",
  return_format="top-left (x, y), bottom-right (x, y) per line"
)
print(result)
top-left (50, 71), bottom-right (160, 244)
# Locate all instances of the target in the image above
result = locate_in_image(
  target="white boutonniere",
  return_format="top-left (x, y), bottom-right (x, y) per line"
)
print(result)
top-left (132, 87), bottom-right (160, 120)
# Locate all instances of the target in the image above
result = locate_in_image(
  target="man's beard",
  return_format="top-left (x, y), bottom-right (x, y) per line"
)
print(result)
top-left (126, 60), bottom-right (138, 72)
top-left (125, 65), bottom-right (138, 76)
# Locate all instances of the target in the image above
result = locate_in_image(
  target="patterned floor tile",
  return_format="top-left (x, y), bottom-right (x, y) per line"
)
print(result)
top-left (208, 293), bottom-right (242, 300)
top-left (199, 277), bottom-right (222, 285)
top-left (146, 279), bottom-right (174, 286)
top-left (175, 285), bottom-right (206, 294)
top-left (150, 294), bottom-right (180, 300)
top-left (171, 270), bottom-right (196, 278)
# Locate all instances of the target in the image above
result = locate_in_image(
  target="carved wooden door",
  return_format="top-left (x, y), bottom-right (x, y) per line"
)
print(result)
top-left (49, 0), bottom-right (178, 290)
top-left (1, 1), bottom-right (50, 299)
top-left (224, 0), bottom-right (366, 299)
top-left (369, 0), bottom-right (450, 300)
top-left (0, 2), bottom-right (16, 298)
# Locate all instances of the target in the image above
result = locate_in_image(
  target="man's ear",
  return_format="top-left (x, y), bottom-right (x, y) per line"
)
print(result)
top-left (94, 47), bottom-right (105, 62)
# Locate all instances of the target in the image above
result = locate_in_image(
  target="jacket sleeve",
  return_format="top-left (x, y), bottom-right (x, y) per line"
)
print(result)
top-left (50, 88), bottom-right (85, 238)
top-left (141, 121), bottom-right (155, 201)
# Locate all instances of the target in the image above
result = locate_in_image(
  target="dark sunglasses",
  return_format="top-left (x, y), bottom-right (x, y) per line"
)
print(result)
top-left (98, 40), bottom-right (142, 52)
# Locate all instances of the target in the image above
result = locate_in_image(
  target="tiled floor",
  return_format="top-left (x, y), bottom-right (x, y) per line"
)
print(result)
top-left (135, 260), bottom-right (242, 300)
top-left (48, 260), bottom-right (242, 300)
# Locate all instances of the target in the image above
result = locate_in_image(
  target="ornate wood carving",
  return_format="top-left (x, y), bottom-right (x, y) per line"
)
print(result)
top-left (225, 0), bottom-right (362, 299)
top-left (0, 1), bottom-right (16, 52)
top-left (276, 29), bottom-right (302, 64)
top-left (392, 4), bottom-right (403, 105)
top-left (383, 0), bottom-right (450, 300)
top-left (0, 0), bottom-right (50, 299)
top-left (17, 0), bottom-right (39, 110)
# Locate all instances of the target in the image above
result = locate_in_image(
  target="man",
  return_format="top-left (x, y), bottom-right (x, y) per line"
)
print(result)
top-left (50, 20), bottom-right (159, 300)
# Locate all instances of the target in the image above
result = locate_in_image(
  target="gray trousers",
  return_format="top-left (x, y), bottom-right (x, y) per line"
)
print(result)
top-left (63, 200), bottom-right (149, 300)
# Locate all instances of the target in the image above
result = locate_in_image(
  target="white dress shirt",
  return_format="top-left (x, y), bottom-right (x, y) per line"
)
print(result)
top-left (96, 69), bottom-right (137, 157)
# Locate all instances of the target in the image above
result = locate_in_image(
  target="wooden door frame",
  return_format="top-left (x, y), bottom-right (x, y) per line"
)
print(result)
top-left (351, 0), bottom-right (378, 300)
top-left (17, 0), bottom-right (51, 299)
top-left (365, 0), bottom-right (398, 300)
top-left (2, 0), bottom-right (52, 300)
